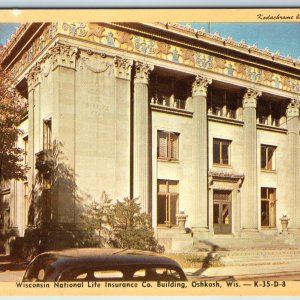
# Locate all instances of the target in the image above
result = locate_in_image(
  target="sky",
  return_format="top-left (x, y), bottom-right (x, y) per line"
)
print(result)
top-left (1, 22), bottom-right (300, 59)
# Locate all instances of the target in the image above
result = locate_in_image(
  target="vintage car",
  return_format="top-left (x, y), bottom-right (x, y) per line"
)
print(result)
top-left (22, 248), bottom-right (187, 282)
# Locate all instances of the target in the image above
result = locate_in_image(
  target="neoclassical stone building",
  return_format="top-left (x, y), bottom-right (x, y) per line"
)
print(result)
top-left (1, 22), bottom-right (300, 251)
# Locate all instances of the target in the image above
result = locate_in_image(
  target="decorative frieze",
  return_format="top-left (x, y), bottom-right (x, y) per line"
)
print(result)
top-left (134, 61), bottom-right (154, 84)
top-left (286, 99), bottom-right (300, 117)
top-left (5, 22), bottom-right (300, 95)
top-left (114, 56), bottom-right (133, 80)
top-left (242, 88), bottom-right (262, 108)
top-left (192, 75), bottom-right (212, 97)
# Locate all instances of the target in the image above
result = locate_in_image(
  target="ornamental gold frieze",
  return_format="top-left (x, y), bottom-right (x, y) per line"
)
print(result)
top-left (9, 22), bottom-right (300, 94)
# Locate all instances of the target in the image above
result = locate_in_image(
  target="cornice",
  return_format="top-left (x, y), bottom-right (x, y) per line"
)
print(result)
top-left (148, 22), bottom-right (300, 70)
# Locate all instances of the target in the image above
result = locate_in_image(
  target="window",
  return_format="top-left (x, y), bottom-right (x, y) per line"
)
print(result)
top-left (213, 139), bottom-right (231, 165)
top-left (149, 75), bottom-right (188, 110)
top-left (157, 180), bottom-right (179, 226)
top-left (261, 145), bottom-right (276, 170)
top-left (43, 119), bottom-right (52, 150)
top-left (257, 100), bottom-right (284, 127)
top-left (157, 131), bottom-right (179, 161)
top-left (23, 136), bottom-right (28, 164)
top-left (261, 188), bottom-right (276, 227)
top-left (208, 87), bottom-right (240, 119)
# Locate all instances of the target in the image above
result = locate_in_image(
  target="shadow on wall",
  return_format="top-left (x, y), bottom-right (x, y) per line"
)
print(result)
top-left (16, 140), bottom-right (88, 259)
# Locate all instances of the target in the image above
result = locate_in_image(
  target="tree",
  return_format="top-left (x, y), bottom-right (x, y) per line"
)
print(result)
top-left (80, 191), bottom-right (113, 247)
top-left (0, 67), bottom-right (27, 182)
top-left (109, 197), bottom-right (164, 252)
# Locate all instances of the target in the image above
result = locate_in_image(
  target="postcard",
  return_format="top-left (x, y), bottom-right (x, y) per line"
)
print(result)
top-left (0, 7), bottom-right (300, 296)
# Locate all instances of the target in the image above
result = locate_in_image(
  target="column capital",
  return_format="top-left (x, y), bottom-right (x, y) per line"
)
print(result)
top-left (286, 99), bottom-right (300, 117)
top-left (242, 88), bottom-right (262, 108)
top-left (47, 43), bottom-right (79, 70)
top-left (114, 56), bottom-right (133, 80)
top-left (192, 75), bottom-right (212, 97)
top-left (134, 61), bottom-right (154, 84)
top-left (27, 63), bottom-right (42, 92)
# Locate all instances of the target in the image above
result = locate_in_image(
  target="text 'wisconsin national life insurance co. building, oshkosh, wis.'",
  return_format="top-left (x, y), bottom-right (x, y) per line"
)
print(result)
top-left (1, 22), bottom-right (300, 252)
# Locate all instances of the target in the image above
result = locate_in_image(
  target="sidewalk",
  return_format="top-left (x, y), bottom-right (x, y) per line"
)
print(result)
top-left (184, 262), bottom-right (300, 280)
top-left (0, 255), bottom-right (28, 282)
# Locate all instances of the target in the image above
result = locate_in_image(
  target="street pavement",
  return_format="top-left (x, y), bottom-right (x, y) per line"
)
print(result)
top-left (1, 254), bottom-right (300, 282)
top-left (0, 255), bottom-right (27, 282)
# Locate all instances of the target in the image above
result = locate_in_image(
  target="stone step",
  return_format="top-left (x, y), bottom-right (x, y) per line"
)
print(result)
top-left (217, 249), bottom-right (300, 257)
top-left (220, 257), bottom-right (300, 266)
top-left (216, 248), bottom-right (300, 266)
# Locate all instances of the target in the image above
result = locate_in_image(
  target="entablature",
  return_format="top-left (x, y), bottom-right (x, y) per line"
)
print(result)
top-left (2, 22), bottom-right (300, 101)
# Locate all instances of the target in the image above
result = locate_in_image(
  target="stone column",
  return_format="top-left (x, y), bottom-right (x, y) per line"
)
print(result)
top-left (114, 57), bottom-right (133, 199)
top-left (286, 99), bottom-right (300, 229)
top-left (191, 75), bottom-right (212, 231)
top-left (133, 61), bottom-right (153, 213)
top-left (242, 88), bottom-right (261, 230)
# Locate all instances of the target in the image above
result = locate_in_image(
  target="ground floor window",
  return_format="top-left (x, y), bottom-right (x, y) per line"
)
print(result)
top-left (213, 190), bottom-right (232, 234)
top-left (261, 187), bottom-right (276, 227)
top-left (157, 180), bottom-right (178, 226)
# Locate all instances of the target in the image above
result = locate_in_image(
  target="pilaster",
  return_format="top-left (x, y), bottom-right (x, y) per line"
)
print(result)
top-left (191, 75), bottom-right (212, 231)
top-left (133, 61), bottom-right (154, 213)
top-left (242, 88), bottom-right (261, 230)
top-left (286, 99), bottom-right (300, 229)
top-left (48, 43), bottom-right (79, 224)
top-left (114, 57), bottom-right (133, 199)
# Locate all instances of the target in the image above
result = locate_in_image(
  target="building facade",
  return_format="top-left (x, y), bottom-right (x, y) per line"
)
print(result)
top-left (1, 22), bottom-right (300, 252)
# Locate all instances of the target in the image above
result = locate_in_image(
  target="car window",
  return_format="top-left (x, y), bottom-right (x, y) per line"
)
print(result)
top-left (60, 269), bottom-right (125, 281)
top-left (132, 267), bottom-right (182, 281)
top-left (94, 270), bottom-right (123, 279)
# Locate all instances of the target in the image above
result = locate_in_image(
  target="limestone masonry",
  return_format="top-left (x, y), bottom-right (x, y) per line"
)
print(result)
top-left (1, 22), bottom-right (300, 252)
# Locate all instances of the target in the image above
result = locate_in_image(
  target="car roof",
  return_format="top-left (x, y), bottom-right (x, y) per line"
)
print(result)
top-left (33, 248), bottom-right (182, 270)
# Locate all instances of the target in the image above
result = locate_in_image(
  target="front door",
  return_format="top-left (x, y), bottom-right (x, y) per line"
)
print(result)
top-left (213, 190), bottom-right (232, 234)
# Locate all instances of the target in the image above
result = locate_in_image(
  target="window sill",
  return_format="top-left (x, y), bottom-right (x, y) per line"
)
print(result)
top-left (208, 115), bottom-right (244, 126)
top-left (261, 169), bottom-right (277, 174)
top-left (157, 225), bottom-right (178, 228)
top-left (151, 104), bottom-right (193, 118)
top-left (213, 164), bottom-right (232, 169)
top-left (157, 158), bottom-right (180, 163)
top-left (257, 123), bottom-right (287, 134)
top-left (261, 227), bottom-right (277, 230)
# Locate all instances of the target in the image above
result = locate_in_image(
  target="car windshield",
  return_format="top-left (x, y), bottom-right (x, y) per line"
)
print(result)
top-left (23, 257), bottom-right (56, 282)
top-left (59, 265), bottom-right (185, 281)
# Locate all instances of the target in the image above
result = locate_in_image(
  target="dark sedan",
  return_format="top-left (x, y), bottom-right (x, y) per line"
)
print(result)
top-left (22, 248), bottom-right (187, 282)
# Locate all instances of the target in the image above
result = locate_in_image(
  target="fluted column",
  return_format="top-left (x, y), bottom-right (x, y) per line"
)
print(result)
top-left (242, 88), bottom-right (261, 230)
top-left (286, 99), bottom-right (300, 229)
top-left (133, 61), bottom-right (154, 213)
top-left (114, 57), bottom-right (133, 199)
top-left (192, 75), bottom-right (212, 231)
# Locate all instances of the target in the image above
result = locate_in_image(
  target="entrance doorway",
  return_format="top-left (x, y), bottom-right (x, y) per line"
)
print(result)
top-left (261, 187), bottom-right (276, 228)
top-left (213, 190), bottom-right (232, 234)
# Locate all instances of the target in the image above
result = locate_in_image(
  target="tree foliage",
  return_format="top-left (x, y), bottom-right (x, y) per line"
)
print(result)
top-left (109, 197), bottom-right (163, 252)
top-left (80, 191), bottom-right (113, 247)
top-left (0, 68), bottom-right (27, 181)
top-left (82, 195), bottom-right (164, 252)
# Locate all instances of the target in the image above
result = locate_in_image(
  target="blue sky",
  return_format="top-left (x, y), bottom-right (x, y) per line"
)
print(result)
top-left (1, 22), bottom-right (300, 59)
